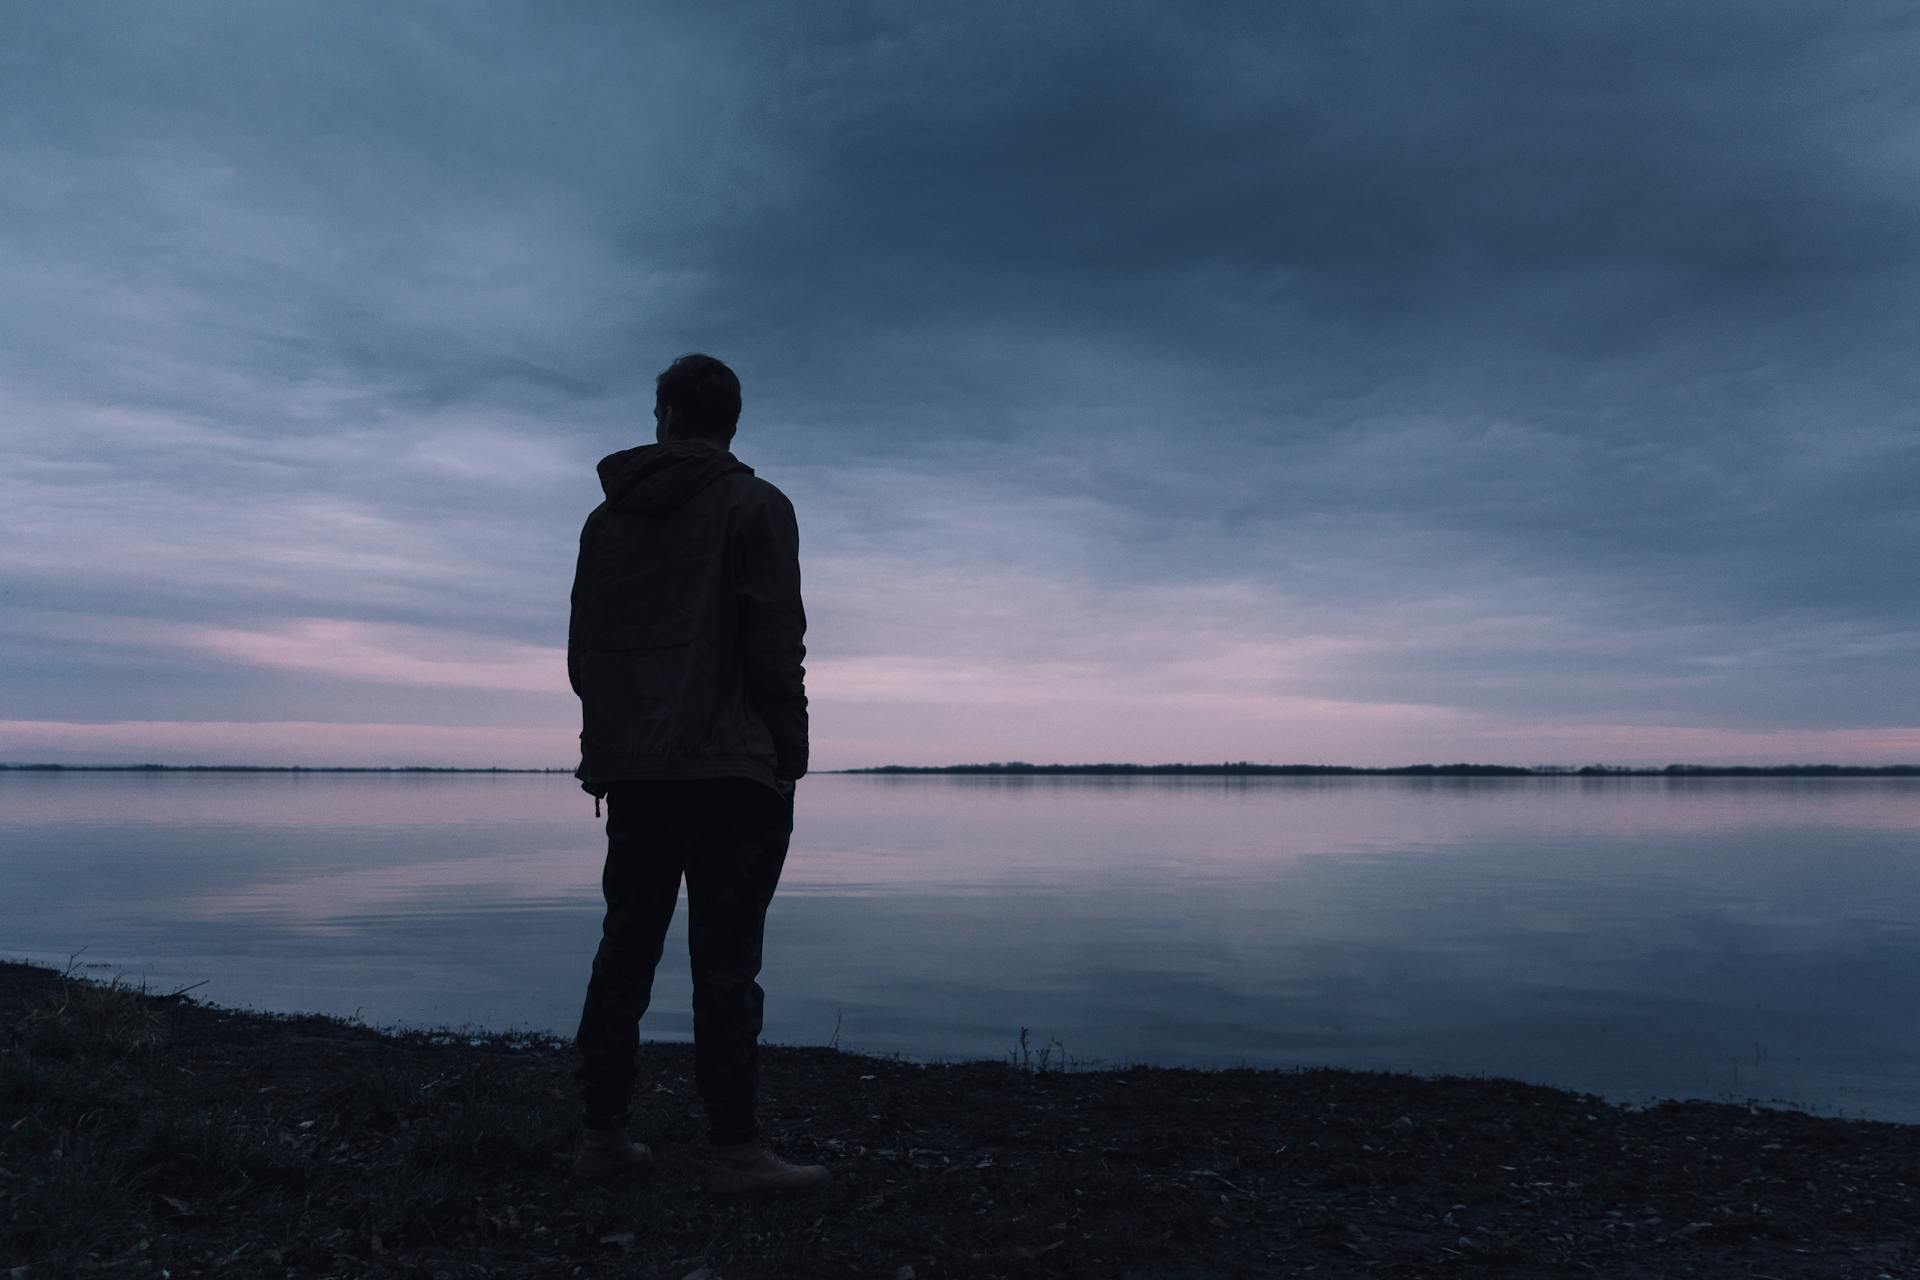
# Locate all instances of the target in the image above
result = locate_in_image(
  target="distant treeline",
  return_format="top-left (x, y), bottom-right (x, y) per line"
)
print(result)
top-left (839, 762), bottom-right (1920, 778)
top-left (0, 764), bottom-right (572, 774)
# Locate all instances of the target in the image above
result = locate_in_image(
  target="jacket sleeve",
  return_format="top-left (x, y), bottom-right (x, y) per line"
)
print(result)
top-left (736, 488), bottom-right (809, 779)
top-left (567, 509), bottom-right (598, 699)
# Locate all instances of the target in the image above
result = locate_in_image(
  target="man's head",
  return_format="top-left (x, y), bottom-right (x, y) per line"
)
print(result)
top-left (654, 353), bottom-right (741, 447)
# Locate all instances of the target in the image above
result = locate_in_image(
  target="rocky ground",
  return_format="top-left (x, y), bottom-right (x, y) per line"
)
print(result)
top-left (3, 960), bottom-right (1916, 1278)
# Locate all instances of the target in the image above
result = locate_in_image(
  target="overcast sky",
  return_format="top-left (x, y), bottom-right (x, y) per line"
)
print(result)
top-left (4, 2), bottom-right (1917, 768)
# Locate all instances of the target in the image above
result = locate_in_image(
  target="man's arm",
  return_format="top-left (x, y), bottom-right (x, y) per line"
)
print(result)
top-left (737, 488), bottom-right (809, 780)
top-left (567, 510), bottom-right (598, 699)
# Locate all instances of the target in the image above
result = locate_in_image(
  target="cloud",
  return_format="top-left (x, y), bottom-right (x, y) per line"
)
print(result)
top-left (181, 619), bottom-right (564, 695)
top-left (0, 720), bottom-right (572, 769)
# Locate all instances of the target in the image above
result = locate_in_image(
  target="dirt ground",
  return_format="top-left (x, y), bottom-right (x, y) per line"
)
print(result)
top-left (3, 960), bottom-right (1916, 1278)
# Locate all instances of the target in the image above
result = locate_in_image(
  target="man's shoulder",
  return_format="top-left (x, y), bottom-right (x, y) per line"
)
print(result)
top-left (719, 468), bottom-right (796, 513)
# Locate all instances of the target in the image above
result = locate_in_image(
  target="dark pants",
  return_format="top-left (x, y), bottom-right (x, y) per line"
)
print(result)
top-left (574, 778), bottom-right (793, 1146)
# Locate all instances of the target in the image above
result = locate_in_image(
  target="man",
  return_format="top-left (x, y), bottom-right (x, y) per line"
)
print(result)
top-left (568, 352), bottom-right (826, 1194)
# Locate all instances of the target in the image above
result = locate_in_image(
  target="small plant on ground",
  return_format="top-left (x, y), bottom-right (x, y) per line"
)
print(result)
top-left (1008, 1025), bottom-right (1070, 1073)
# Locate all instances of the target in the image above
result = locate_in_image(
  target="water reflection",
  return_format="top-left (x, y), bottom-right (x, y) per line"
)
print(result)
top-left (3, 772), bottom-right (1916, 1121)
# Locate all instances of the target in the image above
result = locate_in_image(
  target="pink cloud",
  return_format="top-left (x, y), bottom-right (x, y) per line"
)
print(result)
top-left (181, 618), bottom-right (565, 694)
top-left (0, 719), bottom-right (574, 768)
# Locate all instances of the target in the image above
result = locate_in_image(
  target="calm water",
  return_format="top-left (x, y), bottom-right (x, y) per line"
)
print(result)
top-left (3, 771), bottom-right (1917, 1122)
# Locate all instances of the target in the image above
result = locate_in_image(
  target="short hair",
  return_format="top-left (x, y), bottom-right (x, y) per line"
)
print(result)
top-left (655, 353), bottom-right (741, 441)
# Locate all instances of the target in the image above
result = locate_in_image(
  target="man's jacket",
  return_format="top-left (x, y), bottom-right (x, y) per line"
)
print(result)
top-left (569, 439), bottom-right (808, 796)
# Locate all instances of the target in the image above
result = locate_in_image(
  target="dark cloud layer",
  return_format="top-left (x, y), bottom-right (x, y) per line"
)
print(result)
top-left (3, 2), bottom-right (1917, 764)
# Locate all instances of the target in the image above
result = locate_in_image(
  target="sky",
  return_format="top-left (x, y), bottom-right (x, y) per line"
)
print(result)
top-left (3, 2), bottom-right (1917, 769)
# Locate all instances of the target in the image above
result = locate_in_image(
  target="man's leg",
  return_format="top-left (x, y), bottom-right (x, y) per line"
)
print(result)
top-left (574, 783), bottom-right (690, 1130)
top-left (682, 779), bottom-right (793, 1146)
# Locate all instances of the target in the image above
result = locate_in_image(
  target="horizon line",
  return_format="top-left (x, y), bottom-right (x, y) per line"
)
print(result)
top-left (837, 761), bottom-right (1920, 776)
top-left (4, 761), bottom-right (1918, 777)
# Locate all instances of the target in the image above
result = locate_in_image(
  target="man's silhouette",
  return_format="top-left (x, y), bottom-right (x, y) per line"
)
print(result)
top-left (568, 353), bottom-right (825, 1193)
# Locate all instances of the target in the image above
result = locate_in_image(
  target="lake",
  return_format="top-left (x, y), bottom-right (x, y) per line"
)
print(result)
top-left (3, 771), bottom-right (1917, 1123)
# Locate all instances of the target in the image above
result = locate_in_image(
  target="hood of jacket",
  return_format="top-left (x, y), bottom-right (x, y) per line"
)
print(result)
top-left (597, 441), bottom-right (753, 516)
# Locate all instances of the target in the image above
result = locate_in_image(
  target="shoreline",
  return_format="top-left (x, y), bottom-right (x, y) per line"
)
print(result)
top-left (14, 950), bottom-right (1905, 1132)
top-left (5, 961), bottom-right (1916, 1277)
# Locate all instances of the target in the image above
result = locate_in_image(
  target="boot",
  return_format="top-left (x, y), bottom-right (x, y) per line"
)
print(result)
top-left (706, 1140), bottom-right (832, 1195)
top-left (573, 1125), bottom-right (654, 1180)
